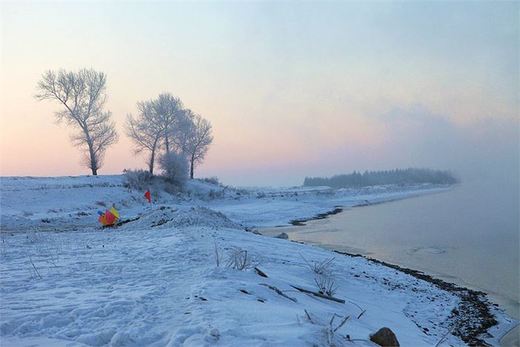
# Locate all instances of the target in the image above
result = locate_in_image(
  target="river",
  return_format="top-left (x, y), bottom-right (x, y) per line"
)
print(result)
top-left (262, 180), bottom-right (519, 345)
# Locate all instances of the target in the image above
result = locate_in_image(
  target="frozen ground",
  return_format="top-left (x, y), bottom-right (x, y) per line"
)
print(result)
top-left (0, 175), bottom-right (516, 346)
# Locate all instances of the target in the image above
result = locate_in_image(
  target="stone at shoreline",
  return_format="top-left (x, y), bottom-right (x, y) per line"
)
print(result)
top-left (275, 232), bottom-right (289, 239)
top-left (370, 327), bottom-right (400, 347)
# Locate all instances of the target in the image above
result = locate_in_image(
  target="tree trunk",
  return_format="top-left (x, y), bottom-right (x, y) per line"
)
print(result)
top-left (149, 138), bottom-right (160, 175)
top-left (86, 136), bottom-right (98, 176)
top-left (190, 154), bottom-right (195, 179)
top-left (149, 147), bottom-right (155, 175)
top-left (164, 136), bottom-right (170, 154)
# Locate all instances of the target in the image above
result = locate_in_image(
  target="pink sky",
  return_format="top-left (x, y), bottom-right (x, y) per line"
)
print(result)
top-left (1, 1), bottom-right (518, 186)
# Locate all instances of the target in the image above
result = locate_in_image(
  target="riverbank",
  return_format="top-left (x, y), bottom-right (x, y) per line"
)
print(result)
top-left (332, 250), bottom-right (505, 346)
top-left (259, 183), bottom-right (519, 346)
top-left (261, 225), bottom-right (516, 346)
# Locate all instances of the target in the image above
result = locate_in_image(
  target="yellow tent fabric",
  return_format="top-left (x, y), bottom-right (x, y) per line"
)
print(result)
top-left (109, 206), bottom-right (120, 219)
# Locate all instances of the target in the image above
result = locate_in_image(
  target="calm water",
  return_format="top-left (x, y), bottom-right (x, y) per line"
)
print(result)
top-left (268, 180), bottom-right (519, 342)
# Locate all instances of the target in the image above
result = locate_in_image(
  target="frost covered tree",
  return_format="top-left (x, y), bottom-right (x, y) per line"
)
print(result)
top-left (184, 112), bottom-right (213, 179)
top-left (35, 69), bottom-right (118, 175)
top-left (171, 108), bottom-right (196, 155)
top-left (151, 93), bottom-right (185, 154)
top-left (126, 93), bottom-right (190, 173)
top-left (125, 92), bottom-right (213, 179)
top-left (159, 151), bottom-right (189, 187)
top-left (126, 101), bottom-right (162, 175)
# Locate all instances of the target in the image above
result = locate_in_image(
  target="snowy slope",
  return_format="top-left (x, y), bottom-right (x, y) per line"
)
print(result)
top-left (0, 176), bottom-right (515, 346)
top-left (0, 175), bottom-right (450, 232)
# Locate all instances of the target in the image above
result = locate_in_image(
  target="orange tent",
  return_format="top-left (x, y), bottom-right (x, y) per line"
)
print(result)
top-left (98, 206), bottom-right (119, 226)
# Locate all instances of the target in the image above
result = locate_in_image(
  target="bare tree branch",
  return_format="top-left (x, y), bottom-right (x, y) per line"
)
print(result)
top-left (35, 69), bottom-right (117, 175)
top-left (184, 112), bottom-right (213, 179)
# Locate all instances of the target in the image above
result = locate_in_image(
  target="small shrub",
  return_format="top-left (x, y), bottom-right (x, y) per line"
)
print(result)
top-left (163, 181), bottom-right (183, 194)
top-left (208, 189), bottom-right (224, 200)
top-left (302, 255), bottom-right (338, 296)
top-left (256, 192), bottom-right (266, 199)
top-left (201, 177), bottom-right (220, 185)
top-left (303, 255), bottom-right (334, 276)
top-left (315, 273), bottom-right (338, 297)
top-left (159, 152), bottom-right (189, 188)
top-left (123, 169), bottom-right (153, 190)
top-left (326, 314), bottom-right (350, 345)
top-left (226, 247), bottom-right (253, 270)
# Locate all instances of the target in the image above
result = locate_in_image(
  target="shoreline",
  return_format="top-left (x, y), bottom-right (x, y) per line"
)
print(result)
top-left (331, 249), bottom-right (503, 346)
top-left (287, 186), bottom-right (456, 227)
top-left (258, 204), bottom-right (518, 346)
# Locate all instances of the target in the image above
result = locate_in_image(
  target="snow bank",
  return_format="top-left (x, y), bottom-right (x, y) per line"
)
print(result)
top-left (122, 206), bottom-right (241, 230)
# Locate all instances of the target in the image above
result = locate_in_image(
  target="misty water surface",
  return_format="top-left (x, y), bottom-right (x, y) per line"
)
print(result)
top-left (274, 180), bottom-right (519, 321)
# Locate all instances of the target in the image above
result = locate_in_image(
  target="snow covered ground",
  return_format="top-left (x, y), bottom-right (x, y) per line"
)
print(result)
top-left (0, 175), bottom-right (516, 346)
top-left (0, 175), bottom-right (451, 232)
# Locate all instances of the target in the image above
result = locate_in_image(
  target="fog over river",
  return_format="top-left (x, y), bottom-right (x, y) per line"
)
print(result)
top-left (265, 180), bottom-right (519, 344)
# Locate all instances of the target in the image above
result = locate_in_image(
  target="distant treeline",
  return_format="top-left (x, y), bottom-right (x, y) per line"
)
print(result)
top-left (303, 168), bottom-right (458, 188)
